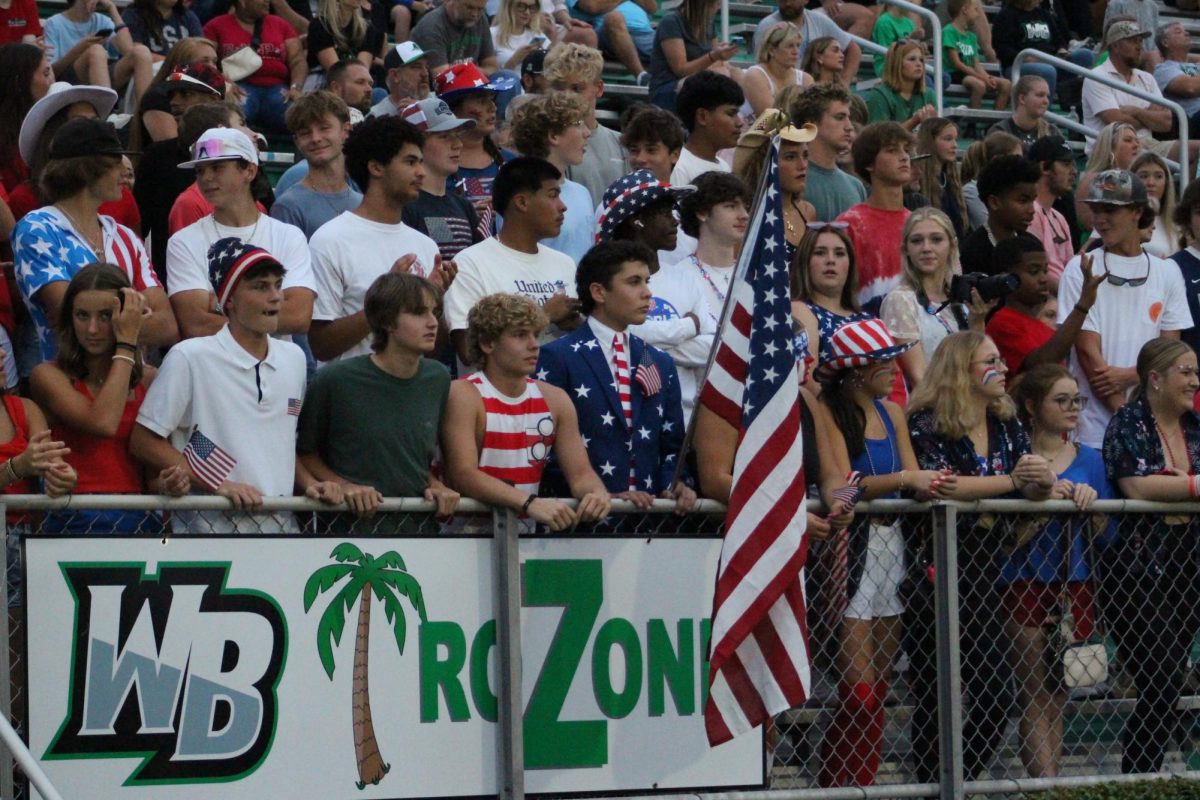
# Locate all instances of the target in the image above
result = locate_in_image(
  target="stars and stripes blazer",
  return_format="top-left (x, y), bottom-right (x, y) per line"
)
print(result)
top-left (536, 322), bottom-right (687, 496)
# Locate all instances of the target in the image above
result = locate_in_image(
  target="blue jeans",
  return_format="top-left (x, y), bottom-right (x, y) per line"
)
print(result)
top-left (239, 81), bottom-right (291, 134)
top-left (1008, 48), bottom-right (1094, 100)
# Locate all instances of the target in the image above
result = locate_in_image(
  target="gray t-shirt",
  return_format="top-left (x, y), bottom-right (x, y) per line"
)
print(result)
top-left (754, 9), bottom-right (849, 63)
top-left (411, 5), bottom-right (496, 69)
top-left (270, 184), bottom-right (364, 240)
top-left (1154, 60), bottom-right (1200, 117)
top-left (567, 124), bottom-right (628, 206)
top-left (802, 161), bottom-right (867, 223)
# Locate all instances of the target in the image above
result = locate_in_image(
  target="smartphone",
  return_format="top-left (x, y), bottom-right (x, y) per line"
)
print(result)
top-left (96, 28), bottom-right (114, 40)
top-left (531, 35), bottom-right (547, 45)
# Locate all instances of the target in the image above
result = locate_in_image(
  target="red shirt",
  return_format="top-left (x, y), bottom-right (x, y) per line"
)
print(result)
top-left (835, 203), bottom-right (910, 311)
top-left (0, 0), bottom-right (43, 45)
top-left (202, 13), bottom-right (296, 87)
top-left (168, 182), bottom-right (267, 235)
top-left (986, 305), bottom-right (1054, 375)
top-left (56, 381), bottom-right (147, 493)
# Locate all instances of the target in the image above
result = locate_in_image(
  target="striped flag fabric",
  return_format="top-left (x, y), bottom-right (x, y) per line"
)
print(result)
top-left (698, 140), bottom-right (811, 746)
top-left (182, 428), bottom-right (237, 492)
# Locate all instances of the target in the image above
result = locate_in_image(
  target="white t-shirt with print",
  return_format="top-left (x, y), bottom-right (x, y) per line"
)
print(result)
top-left (443, 236), bottom-right (577, 331)
top-left (1058, 248), bottom-right (1193, 447)
top-left (166, 213), bottom-right (317, 297)
top-left (670, 147), bottom-right (730, 187)
top-left (309, 210), bottom-right (441, 360)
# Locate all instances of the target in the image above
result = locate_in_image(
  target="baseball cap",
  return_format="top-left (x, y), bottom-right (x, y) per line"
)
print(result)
top-left (1084, 169), bottom-right (1148, 206)
top-left (208, 237), bottom-right (286, 309)
top-left (164, 62), bottom-right (226, 98)
top-left (522, 48), bottom-right (546, 77)
top-left (596, 169), bottom-right (693, 244)
top-left (383, 41), bottom-right (428, 71)
top-left (1103, 19), bottom-right (1150, 48)
top-left (1028, 135), bottom-right (1074, 163)
top-left (401, 98), bottom-right (477, 133)
top-left (48, 117), bottom-right (136, 160)
top-left (178, 127), bottom-right (260, 169)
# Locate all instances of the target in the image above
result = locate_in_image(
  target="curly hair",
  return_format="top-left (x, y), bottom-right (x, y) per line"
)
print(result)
top-left (678, 171), bottom-right (751, 237)
top-left (543, 42), bottom-right (603, 86)
top-left (787, 81), bottom-right (852, 127)
top-left (510, 93), bottom-right (586, 159)
top-left (363, 272), bottom-right (442, 353)
top-left (343, 115), bottom-right (425, 192)
top-left (465, 293), bottom-right (549, 367)
top-left (907, 331), bottom-right (1016, 438)
top-left (618, 105), bottom-right (685, 153)
top-left (54, 264), bottom-right (144, 387)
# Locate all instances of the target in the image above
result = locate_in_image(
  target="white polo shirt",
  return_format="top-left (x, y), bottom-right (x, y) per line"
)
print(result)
top-left (1082, 59), bottom-right (1165, 151)
top-left (309, 210), bottom-right (442, 360)
top-left (166, 213), bottom-right (318, 299)
top-left (137, 325), bottom-right (308, 533)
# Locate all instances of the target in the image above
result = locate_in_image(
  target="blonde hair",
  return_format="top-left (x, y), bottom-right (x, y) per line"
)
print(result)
top-left (510, 93), bottom-right (586, 159)
top-left (1085, 121), bottom-right (1138, 173)
top-left (466, 293), bottom-right (549, 367)
top-left (1132, 151), bottom-right (1178, 247)
top-left (882, 40), bottom-right (925, 96)
top-left (496, 0), bottom-right (547, 50)
top-left (908, 331), bottom-right (1016, 438)
top-left (915, 117), bottom-right (966, 232)
top-left (961, 130), bottom-right (1020, 183)
top-left (1132, 337), bottom-right (1195, 401)
top-left (757, 21), bottom-right (803, 64)
top-left (316, 0), bottom-right (368, 58)
top-left (898, 206), bottom-right (960, 299)
top-left (543, 41), bottom-right (603, 86)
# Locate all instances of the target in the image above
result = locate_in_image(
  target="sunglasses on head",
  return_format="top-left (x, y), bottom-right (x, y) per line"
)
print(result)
top-left (808, 221), bottom-right (849, 231)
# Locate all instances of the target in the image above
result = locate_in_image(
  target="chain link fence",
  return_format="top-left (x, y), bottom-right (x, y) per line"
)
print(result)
top-left (5, 496), bottom-right (1200, 800)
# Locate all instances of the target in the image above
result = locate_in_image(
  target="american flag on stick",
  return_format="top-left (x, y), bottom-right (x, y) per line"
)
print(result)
top-left (183, 428), bottom-right (237, 492)
top-left (697, 140), bottom-right (811, 746)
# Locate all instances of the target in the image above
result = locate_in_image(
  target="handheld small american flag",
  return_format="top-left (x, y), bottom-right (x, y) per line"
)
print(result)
top-left (287, 397), bottom-right (302, 416)
top-left (634, 351), bottom-right (662, 396)
top-left (183, 428), bottom-right (237, 492)
top-left (698, 140), bottom-right (811, 746)
top-left (824, 471), bottom-right (864, 636)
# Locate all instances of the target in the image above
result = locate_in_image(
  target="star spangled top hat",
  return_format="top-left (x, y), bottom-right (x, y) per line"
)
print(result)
top-left (814, 318), bottom-right (915, 383)
top-left (208, 237), bottom-right (286, 309)
top-left (595, 169), bottom-right (692, 244)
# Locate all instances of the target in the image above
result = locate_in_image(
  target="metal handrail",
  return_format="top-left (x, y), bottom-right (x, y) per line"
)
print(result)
top-left (0, 715), bottom-right (65, 800)
top-left (1014, 48), bottom-right (1190, 194)
top-left (880, 0), bottom-right (944, 115)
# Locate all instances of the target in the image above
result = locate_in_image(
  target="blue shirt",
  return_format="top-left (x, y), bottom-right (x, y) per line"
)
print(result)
top-left (540, 178), bottom-right (593, 264)
top-left (44, 12), bottom-right (118, 62)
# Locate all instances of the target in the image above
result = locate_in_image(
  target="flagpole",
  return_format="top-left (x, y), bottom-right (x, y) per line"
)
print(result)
top-left (669, 142), bottom-right (777, 494)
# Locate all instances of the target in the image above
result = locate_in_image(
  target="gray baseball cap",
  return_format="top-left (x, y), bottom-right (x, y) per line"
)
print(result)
top-left (1084, 169), bottom-right (1148, 206)
top-left (1103, 19), bottom-right (1151, 48)
top-left (400, 98), bottom-right (477, 134)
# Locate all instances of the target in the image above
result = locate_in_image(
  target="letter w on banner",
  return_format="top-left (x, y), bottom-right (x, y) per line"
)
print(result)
top-left (698, 140), bottom-right (810, 746)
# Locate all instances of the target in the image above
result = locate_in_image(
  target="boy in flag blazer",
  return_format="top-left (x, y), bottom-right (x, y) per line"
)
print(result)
top-left (537, 240), bottom-right (696, 511)
top-left (132, 238), bottom-right (343, 533)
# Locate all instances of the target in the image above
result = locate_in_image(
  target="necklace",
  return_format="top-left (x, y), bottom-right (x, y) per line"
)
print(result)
top-left (1155, 419), bottom-right (1185, 470)
top-left (861, 400), bottom-right (899, 478)
top-left (691, 256), bottom-right (729, 304)
top-left (784, 196), bottom-right (807, 236)
top-left (211, 212), bottom-right (261, 244)
top-left (57, 205), bottom-right (104, 257)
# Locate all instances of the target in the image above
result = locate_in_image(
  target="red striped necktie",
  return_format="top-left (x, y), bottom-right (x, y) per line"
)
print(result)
top-left (612, 333), bottom-right (636, 489)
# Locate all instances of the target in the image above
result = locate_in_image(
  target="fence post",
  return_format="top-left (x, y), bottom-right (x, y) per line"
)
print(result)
top-left (494, 507), bottom-right (525, 800)
top-left (0, 503), bottom-right (12, 800)
top-left (932, 502), bottom-right (963, 800)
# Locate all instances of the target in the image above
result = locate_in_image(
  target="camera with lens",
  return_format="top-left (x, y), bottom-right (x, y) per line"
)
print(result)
top-left (948, 272), bottom-right (1019, 305)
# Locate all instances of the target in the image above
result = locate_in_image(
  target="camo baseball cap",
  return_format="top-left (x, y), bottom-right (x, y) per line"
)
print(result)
top-left (1084, 169), bottom-right (1148, 206)
top-left (1103, 19), bottom-right (1151, 48)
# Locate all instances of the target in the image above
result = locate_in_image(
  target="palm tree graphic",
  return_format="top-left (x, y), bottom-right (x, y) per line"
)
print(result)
top-left (303, 543), bottom-right (428, 789)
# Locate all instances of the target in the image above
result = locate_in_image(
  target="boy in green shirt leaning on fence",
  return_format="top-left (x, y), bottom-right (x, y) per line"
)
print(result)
top-left (943, 0), bottom-right (1010, 109)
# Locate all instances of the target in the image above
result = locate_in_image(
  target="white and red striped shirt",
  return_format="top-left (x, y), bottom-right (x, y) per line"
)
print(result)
top-left (467, 372), bottom-right (555, 494)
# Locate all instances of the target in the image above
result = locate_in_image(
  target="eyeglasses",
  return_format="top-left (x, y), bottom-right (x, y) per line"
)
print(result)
top-left (1102, 252), bottom-right (1151, 287)
top-left (514, 2), bottom-right (538, 10)
top-left (807, 221), bottom-right (849, 231)
top-left (1050, 394), bottom-right (1088, 410)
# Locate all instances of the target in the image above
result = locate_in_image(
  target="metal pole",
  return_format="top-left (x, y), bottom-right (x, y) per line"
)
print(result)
top-left (0, 503), bottom-right (10, 800)
top-left (494, 508), bottom-right (525, 800)
top-left (932, 502), bottom-right (963, 800)
top-left (1013, 48), bottom-right (1190, 193)
top-left (720, 0), bottom-right (728, 49)
top-left (0, 714), bottom-right (64, 800)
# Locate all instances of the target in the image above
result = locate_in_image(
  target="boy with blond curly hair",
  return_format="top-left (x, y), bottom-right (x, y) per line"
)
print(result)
top-left (510, 92), bottom-right (595, 262)
top-left (542, 43), bottom-right (628, 205)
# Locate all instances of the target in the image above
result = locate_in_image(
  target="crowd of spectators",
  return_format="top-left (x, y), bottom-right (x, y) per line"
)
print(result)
top-left (4, 0), bottom-right (1200, 787)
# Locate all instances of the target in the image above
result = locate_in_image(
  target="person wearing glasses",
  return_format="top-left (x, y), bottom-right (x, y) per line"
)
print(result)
top-left (1002, 364), bottom-right (1112, 780)
top-left (1101, 337), bottom-right (1200, 774)
top-left (1058, 169), bottom-right (1192, 448)
top-left (905, 331), bottom-right (1055, 784)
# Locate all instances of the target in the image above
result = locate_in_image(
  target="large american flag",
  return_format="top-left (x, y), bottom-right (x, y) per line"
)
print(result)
top-left (699, 141), bottom-right (810, 746)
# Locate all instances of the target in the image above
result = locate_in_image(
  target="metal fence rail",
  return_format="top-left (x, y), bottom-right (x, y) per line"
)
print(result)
top-left (6, 496), bottom-right (1200, 799)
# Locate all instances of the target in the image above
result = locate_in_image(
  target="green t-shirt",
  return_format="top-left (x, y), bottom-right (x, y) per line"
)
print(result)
top-left (871, 12), bottom-right (915, 77)
top-left (297, 355), bottom-right (451, 498)
top-left (942, 23), bottom-right (979, 76)
top-left (866, 82), bottom-right (935, 124)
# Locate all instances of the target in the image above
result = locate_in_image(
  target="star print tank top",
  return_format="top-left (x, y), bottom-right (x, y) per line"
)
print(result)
top-left (466, 372), bottom-right (556, 494)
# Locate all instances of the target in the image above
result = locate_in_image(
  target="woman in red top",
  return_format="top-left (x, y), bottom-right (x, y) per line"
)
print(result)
top-left (31, 264), bottom-right (189, 533)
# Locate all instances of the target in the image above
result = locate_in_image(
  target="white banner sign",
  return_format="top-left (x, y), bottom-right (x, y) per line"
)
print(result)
top-left (25, 534), bottom-right (763, 798)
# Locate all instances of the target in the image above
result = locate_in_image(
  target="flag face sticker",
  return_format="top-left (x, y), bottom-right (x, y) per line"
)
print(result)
top-left (183, 428), bottom-right (237, 491)
top-left (698, 139), bottom-right (811, 746)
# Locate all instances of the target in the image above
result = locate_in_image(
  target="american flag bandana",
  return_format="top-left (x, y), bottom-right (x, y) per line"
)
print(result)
top-left (634, 350), bottom-right (662, 397)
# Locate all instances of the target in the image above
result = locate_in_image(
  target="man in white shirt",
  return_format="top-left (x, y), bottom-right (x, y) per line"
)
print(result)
top-left (167, 128), bottom-right (317, 341)
top-left (1082, 19), bottom-right (1194, 162)
top-left (670, 72), bottom-right (744, 186)
top-left (132, 239), bottom-right (342, 533)
top-left (444, 156), bottom-right (581, 363)
top-left (308, 115), bottom-right (444, 362)
top-left (1058, 168), bottom-right (1193, 447)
